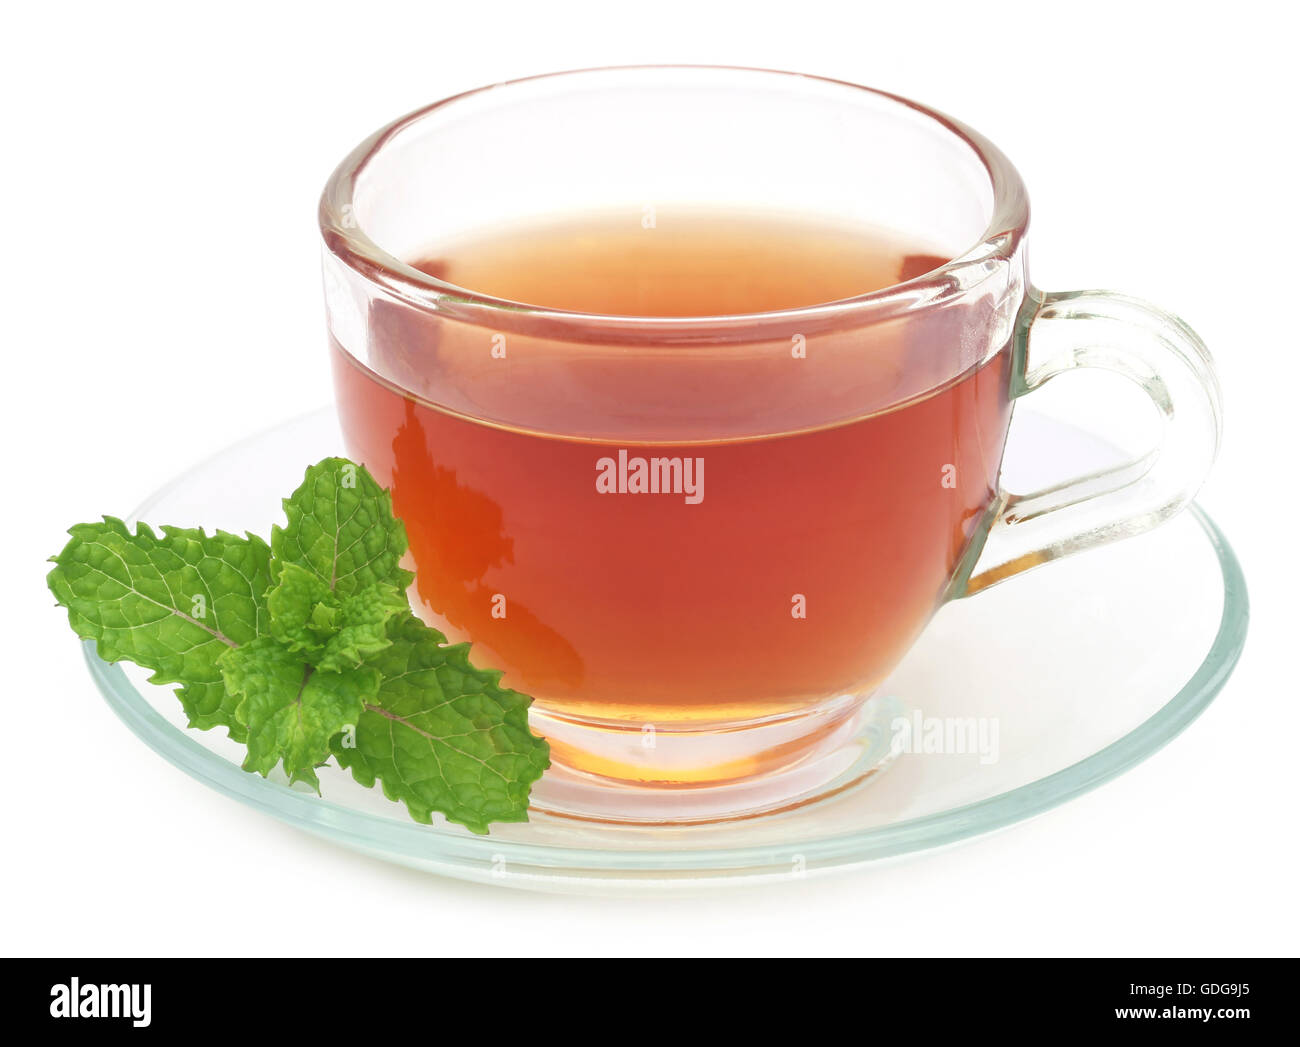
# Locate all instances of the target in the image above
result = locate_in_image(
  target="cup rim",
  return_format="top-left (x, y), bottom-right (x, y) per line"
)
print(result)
top-left (318, 64), bottom-right (1030, 341)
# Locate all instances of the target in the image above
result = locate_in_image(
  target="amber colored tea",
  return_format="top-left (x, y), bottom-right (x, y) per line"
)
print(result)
top-left (332, 211), bottom-right (1014, 772)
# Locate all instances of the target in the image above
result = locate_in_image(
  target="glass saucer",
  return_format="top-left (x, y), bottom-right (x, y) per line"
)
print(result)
top-left (81, 407), bottom-right (1247, 892)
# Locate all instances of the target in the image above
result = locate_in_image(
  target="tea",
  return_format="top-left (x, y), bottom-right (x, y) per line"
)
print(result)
top-left (332, 210), bottom-right (1014, 779)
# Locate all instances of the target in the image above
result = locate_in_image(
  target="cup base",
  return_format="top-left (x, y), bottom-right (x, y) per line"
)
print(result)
top-left (527, 693), bottom-right (903, 824)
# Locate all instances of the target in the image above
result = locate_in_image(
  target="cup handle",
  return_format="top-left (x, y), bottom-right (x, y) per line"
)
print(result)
top-left (951, 287), bottom-right (1223, 597)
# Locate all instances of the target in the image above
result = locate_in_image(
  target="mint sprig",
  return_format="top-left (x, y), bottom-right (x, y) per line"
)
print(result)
top-left (334, 616), bottom-right (550, 835)
top-left (48, 458), bottom-right (550, 834)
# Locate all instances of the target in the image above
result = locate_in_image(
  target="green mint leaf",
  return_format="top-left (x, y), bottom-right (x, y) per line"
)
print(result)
top-left (266, 561), bottom-right (333, 653)
top-left (219, 636), bottom-right (379, 789)
top-left (52, 457), bottom-right (551, 832)
top-left (272, 458), bottom-right (414, 598)
top-left (316, 583), bottom-right (409, 672)
top-left (267, 562), bottom-right (407, 672)
top-left (333, 616), bottom-right (550, 834)
top-left (47, 517), bottom-right (271, 741)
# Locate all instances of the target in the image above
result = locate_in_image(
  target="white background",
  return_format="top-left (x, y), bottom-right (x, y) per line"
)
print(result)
top-left (3, 0), bottom-right (1295, 957)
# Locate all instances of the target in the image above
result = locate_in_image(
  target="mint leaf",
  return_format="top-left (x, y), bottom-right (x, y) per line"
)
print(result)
top-left (47, 518), bottom-right (272, 740)
top-left (219, 637), bottom-right (379, 789)
top-left (315, 583), bottom-right (408, 672)
top-left (51, 458), bottom-right (551, 833)
top-left (267, 562), bottom-right (407, 672)
top-left (266, 561), bottom-right (333, 653)
top-left (333, 616), bottom-right (550, 834)
top-left (272, 458), bottom-right (414, 598)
